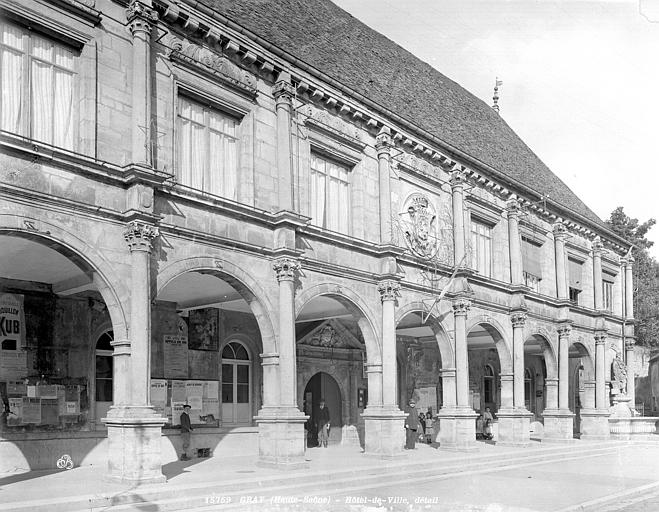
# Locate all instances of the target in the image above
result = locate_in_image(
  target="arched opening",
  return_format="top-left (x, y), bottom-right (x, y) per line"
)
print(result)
top-left (157, 268), bottom-right (270, 429)
top-left (296, 289), bottom-right (376, 449)
top-left (524, 334), bottom-right (556, 421)
top-left (0, 230), bottom-right (126, 470)
top-left (303, 372), bottom-right (342, 447)
top-left (568, 341), bottom-right (594, 438)
top-left (221, 340), bottom-right (251, 425)
top-left (395, 310), bottom-right (449, 419)
top-left (94, 330), bottom-right (114, 424)
top-left (467, 322), bottom-right (510, 415)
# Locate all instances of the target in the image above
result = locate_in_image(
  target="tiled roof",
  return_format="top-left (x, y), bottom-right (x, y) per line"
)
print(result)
top-left (206, 0), bottom-right (611, 232)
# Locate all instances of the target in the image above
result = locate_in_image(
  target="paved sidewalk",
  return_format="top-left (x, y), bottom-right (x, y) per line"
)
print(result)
top-left (1, 440), bottom-right (658, 511)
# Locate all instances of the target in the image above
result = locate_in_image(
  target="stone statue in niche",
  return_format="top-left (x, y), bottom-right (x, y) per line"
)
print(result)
top-left (611, 351), bottom-right (628, 394)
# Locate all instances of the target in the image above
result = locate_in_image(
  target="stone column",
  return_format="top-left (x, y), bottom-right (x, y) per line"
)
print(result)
top-left (450, 171), bottom-right (466, 266)
top-left (511, 311), bottom-right (527, 409)
top-left (553, 222), bottom-right (569, 300)
top-left (110, 338), bottom-right (131, 407)
top-left (376, 127), bottom-right (393, 244)
top-left (438, 298), bottom-right (477, 451)
top-left (507, 199), bottom-right (524, 286)
top-left (543, 324), bottom-right (575, 442)
top-left (595, 333), bottom-right (607, 410)
top-left (103, 220), bottom-right (165, 484)
top-left (365, 364), bottom-right (383, 408)
top-left (623, 256), bottom-right (634, 319)
top-left (592, 237), bottom-right (604, 310)
top-left (378, 280), bottom-right (400, 408)
top-left (254, 258), bottom-right (307, 468)
top-left (626, 339), bottom-right (636, 409)
top-left (127, 0), bottom-right (157, 165)
top-left (273, 72), bottom-right (295, 212)
top-left (500, 373), bottom-right (514, 409)
top-left (545, 378), bottom-right (559, 410)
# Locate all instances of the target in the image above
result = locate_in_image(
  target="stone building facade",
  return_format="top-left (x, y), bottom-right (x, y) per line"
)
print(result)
top-left (0, 0), bottom-right (636, 483)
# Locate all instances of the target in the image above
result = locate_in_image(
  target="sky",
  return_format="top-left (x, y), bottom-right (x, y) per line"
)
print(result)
top-left (333, 0), bottom-right (659, 259)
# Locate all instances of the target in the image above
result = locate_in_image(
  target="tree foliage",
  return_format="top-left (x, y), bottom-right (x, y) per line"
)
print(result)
top-left (606, 207), bottom-right (659, 347)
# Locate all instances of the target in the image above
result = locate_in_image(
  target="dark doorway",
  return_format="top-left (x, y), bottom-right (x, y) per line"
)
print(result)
top-left (303, 372), bottom-right (342, 447)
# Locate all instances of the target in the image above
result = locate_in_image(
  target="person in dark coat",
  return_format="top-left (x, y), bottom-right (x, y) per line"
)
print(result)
top-left (405, 399), bottom-right (419, 449)
top-left (180, 404), bottom-right (194, 461)
top-left (317, 399), bottom-right (331, 447)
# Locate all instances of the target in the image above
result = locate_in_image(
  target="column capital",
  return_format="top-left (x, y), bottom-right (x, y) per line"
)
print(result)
top-left (557, 323), bottom-right (572, 339)
top-left (594, 331), bottom-right (607, 345)
top-left (591, 235), bottom-right (605, 256)
top-left (506, 198), bottom-right (522, 218)
top-left (377, 279), bottom-right (400, 302)
top-left (553, 221), bottom-right (569, 241)
top-left (127, 0), bottom-right (158, 35)
top-left (510, 311), bottom-right (527, 328)
top-left (449, 170), bottom-right (467, 189)
top-left (451, 297), bottom-right (471, 316)
top-left (273, 71), bottom-right (294, 106)
top-left (621, 254), bottom-right (635, 268)
top-left (375, 126), bottom-right (393, 155)
top-left (273, 257), bottom-right (300, 282)
top-left (124, 221), bottom-right (158, 252)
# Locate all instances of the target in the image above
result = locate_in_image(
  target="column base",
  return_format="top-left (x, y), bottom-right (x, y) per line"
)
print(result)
top-left (436, 408), bottom-right (478, 451)
top-left (361, 406), bottom-right (407, 458)
top-left (102, 406), bottom-right (167, 485)
top-left (542, 409), bottom-right (576, 442)
top-left (496, 408), bottom-right (532, 447)
top-left (254, 407), bottom-right (309, 469)
top-left (579, 409), bottom-right (611, 440)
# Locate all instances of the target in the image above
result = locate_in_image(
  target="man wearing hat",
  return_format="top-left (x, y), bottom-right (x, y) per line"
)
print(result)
top-left (180, 404), bottom-right (194, 461)
top-left (317, 399), bottom-right (331, 448)
top-left (404, 399), bottom-right (419, 449)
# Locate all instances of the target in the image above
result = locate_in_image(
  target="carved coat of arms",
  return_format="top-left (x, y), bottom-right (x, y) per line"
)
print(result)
top-left (403, 194), bottom-right (439, 259)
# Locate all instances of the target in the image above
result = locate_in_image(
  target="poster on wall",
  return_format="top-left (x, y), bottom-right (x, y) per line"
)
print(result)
top-left (7, 397), bottom-right (22, 426)
top-left (0, 294), bottom-right (28, 380)
top-left (188, 308), bottom-right (219, 351)
top-left (22, 397), bottom-right (41, 424)
top-left (164, 334), bottom-right (188, 378)
top-left (150, 379), bottom-right (167, 416)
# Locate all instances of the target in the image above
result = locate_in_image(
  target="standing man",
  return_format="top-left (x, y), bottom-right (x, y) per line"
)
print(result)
top-left (180, 404), bottom-right (194, 461)
top-left (405, 399), bottom-right (419, 449)
top-left (317, 399), bottom-right (331, 448)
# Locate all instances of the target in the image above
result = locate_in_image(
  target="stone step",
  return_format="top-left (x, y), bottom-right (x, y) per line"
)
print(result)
top-left (2, 441), bottom-right (624, 512)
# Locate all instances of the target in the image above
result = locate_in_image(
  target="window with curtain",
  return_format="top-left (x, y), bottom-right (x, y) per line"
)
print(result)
top-left (0, 21), bottom-right (75, 149)
top-left (522, 238), bottom-right (542, 293)
top-left (177, 95), bottom-right (238, 200)
top-left (603, 279), bottom-right (614, 312)
top-left (470, 219), bottom-right (492, 277)
top-left (310, 152), bottom-right (350, 233)
top-left (483, 365), bottom-right (495, 404)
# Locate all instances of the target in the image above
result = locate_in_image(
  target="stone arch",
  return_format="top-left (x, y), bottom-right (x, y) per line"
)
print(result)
top-left (570, 339), bottom-right (595, 379)
top-left (0, 214), bottom-right (128, 340)
top-left (157, 256), bottom-right (277, 354)
top-left (297, 369), bottom-right (347, 420)
top-left (295, 283), bottom-right (381, 365)
top-left (395, 301), bottom-right (454, 366)
top-left (525, 332), bottom-right (558, 379)
top-left (466, 318), bottom-right (513, 373)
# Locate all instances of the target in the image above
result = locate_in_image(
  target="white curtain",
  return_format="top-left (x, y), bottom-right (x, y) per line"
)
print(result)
top-left (310, 154), bottom-right (326, 228)
top-left (53, 46), bottom-right (73, 149)
top-left (1, 23), bottom-right (23, 134)
top-left (208, 112), bottom-right (237, 200)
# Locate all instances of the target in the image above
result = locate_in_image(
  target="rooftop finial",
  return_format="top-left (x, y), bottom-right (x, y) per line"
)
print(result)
top-left (492, 77), bottom-right (503, 113)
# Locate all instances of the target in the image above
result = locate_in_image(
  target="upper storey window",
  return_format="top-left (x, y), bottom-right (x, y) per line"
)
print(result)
top-left (568, 258), bottom-right (583, 305)
top-left (470, 220), bottom-right (492, 278)
top-left (177, 95), bottom-right (238, 200)
top-left (310, 152), bottom-right (350, 234)
top-left (0, 21), bottom-right (75, 150)
top-left (522, 238), bottom-right (542, 293)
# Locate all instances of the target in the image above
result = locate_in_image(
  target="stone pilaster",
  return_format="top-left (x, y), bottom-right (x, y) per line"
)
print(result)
top-left (254, 258), bottom-right (307, 468)
top-left (376, 127), bottom-right (393, 244)
top-left (625, 338), bottom-right (636, 410)
top-left (511, 311), bottom-right (528, 409)
top-left (507, 199), bottom-right (524, 286)
top-left (623, 255), bottom-right (634, 320)
top-left (592, 236), bottom-right (604, 310)
top-left (273, 72), bottom-right (295, 211)
top-left (553, 222), bottom-right (569, 300)
top-left (438, 297), bottom-right (477, 451)
top-left (103, 220), bottom-right (165, 484)
top-left (450, 171), bottom-right (467, 266)
top-left (127, 0), bottom-right (158, 165)
top-left (440, 368), bottom-right (456, 409)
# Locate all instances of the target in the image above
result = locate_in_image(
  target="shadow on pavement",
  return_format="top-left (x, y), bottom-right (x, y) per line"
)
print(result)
top-left (0, 468), bottom-right (61, 488)
top-left (162, 457), bottom-right (206, 481)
